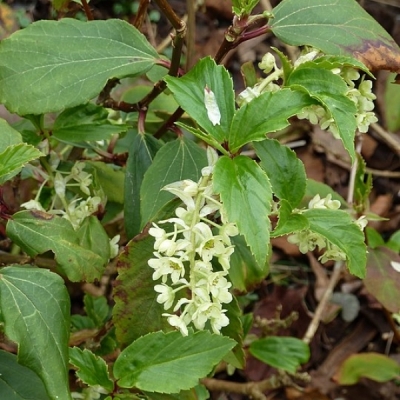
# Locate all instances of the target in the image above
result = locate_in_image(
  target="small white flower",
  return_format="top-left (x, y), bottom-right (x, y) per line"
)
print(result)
top-left (154, 284), bottom-right (175, 310)
top-left (390, 261), bottom-right (400, 273)
top-left (258, 53), bottom-right (276, 73)
top-left (319, 245), bottom-right (346, 264)
top-left (20, 199), bottom-right (46, 212)
top-left (355, 216), bottom-right (368, 231)
top-left (109, 234), bottom-right (120, 259)
top-left (163, 180), bottom-right (199, 210)
top-left (54, 172), bottom-right (67, 197)
top-left (148, 255), bottom-right (186, 283)
top-left (163, 314), bottom-right (188, 336)
top-left (308, 194), bottom-right (341, 210)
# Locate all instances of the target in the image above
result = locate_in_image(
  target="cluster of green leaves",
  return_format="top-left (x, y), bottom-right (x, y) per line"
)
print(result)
top-left (0, 0), bottom-right (399, 398)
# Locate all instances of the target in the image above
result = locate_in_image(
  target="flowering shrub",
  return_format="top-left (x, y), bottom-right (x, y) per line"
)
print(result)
top-left (0, 0), bottom-right (399, 398)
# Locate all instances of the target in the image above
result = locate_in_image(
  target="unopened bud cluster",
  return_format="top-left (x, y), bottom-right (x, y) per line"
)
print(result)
top-left (148, 149), bottom-right (238, 336)
top-left (288, 194), bottom-right (367, 263)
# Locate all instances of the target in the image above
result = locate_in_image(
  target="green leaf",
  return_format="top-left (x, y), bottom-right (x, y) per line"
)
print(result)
top-left (364, 247), bottom-right (400, 313)
top-left (232, 0), bottom-right (259, 16)
top-left (337, 352), bottom-right (400, 385)
top-left (0, 143), bottom-right (43, 184)
top-left (0, 350), bottom-right (50, 400)
top-left (165, 57), bottom-right (235, 142)
top-left (384, 73), bottom-right (400, 131)
top-left (0, 266), bottom-right (71, 400)
top-left (6, 210), bottom-right (107, 282)
top-left (76, 216), bottom-right (110, 263)
top-left (69, 347), bottom-right (114, 392)
top-left (249, 336), bottom-right (310, 374)
top-left (214, 156), bottom-right (272, 267)
top-left (271, 199), bottom-right (309, 238)
top-left (229, 89), bottom-right (316, 152)
top-left (304, 209), bottom-right (367, 278)
top-left (309, 55), bottom-right (373, 77)
top-left (86, 161), bottom-right (125, 204)
top-left (84, 294), bottom-right (110, 327)
top-left (254, 139), bottom-right (306, 208)
top-left (220, 297), bottom-right (245, 369)
top-left (0, 118), bottom-right (22, 152)
top-left (270, 0), bottom-right (400, 74)
top-left (125, 133), bottom-right (162, 239)
top-left (0, 19), bottom-right (158, 115)
top-left (113, 331), bottom-right (235, 393)
top-left (286, 67), bottom-right (357, 162)
top-left (52, 104), bottom-right (127, 145)
top-left (140, 137), bottom-right (207, 229)
top-left (229, 234), bottom-right (269, 292)
top-left (113, 235), bottom-right (172, 346)
top-left (387, 230), bottom-right (400, 252)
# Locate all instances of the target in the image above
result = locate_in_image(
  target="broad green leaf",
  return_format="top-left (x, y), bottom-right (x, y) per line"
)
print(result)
top-left (0, 19), bottom-right (158, 115)
top-left (84, 294), bottom-right (110, 327)
top-left (0, 143), bottom-right (43, 184)
top-left (270, 0), bottom-right (400, 74)
top-left (113, 331), bottom-right (235, 393)
top-left (229, 89), bottom-right (316, 152)
top-left (271, 199), bottom-right (309, 238)
top-left (144, 389), bottom-right (200, 400)
top-left (229, 234), bottom-right (269, 292)
top-left (125, 133), bottom-right (162, 239)
top-left (6, 210), bottom-right (107, 282)
top-left (220, 297), bottom-right (245, 369)
top-left (86, 161), bottom-right (125, 204)
top-left (0, 118), bottom-right (22, 152)
top-left (304, 209), bottom-right (367, 278)
top-left (0, 266), bottom-right (71, 400)
top-left (76, 216), bottom-right (110, 263)
top-left (364, 247), bottom-right (400, 313)
top-left (309, 55), bottom-right (372, 77)
top-left (140, 137), bottom-right (207, 229)
top-left (0, 350), bottom-right (50, 400)
top-left (214, 156), bottom-right (272, 267)
top-left (113, 235), bottom-right (172, 346)
top-left (286, 67), bottom-right (357, 162)
top-left (69, 347), bottom-right (114, 392)
top-left (165, 57), bottom-right (235, 142)
top-left (249, 336), bottom-right (310, 374)
top-left (365, 227), bottom-right (385, 250)
top-left (337, 353), bottom-right (400, 385)
top-left (255, 139), bottom-right (306, 208)
top-left (52, 104), bottom-right (127, 145)
top-left (384, 73), bottom-right (400, 132)
top-left (387, 230), bottom-right (400, 253)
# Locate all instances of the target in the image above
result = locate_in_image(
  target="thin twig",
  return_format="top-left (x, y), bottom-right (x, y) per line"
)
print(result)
top-left (185, 0), bottom-right (196, 69)
top-left (370, 122), bottom-right (400, 155)
top-left (134, 0), bottom-right (150, 29)
top-left (81, 0), bottom-right (94, 21)
top-left (303, 260), bottom-right (343, 345)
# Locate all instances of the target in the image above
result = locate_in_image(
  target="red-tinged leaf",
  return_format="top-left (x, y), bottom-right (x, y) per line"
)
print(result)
top-left (364, 247), bottom-right (400, 313)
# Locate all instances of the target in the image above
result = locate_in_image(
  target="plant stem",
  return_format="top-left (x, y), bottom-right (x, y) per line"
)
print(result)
top-left (81, 0), bottom-right (94, 21)
top-left (153, 0), bottom-right (183, 31)
top-left (134, 0), bottom-right (150, 29)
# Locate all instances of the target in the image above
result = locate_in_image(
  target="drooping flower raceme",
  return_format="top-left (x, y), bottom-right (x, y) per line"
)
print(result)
top-left (148, 148), bottom-right (238, 336)
top-left (287, 194), bottom-right (367, 263)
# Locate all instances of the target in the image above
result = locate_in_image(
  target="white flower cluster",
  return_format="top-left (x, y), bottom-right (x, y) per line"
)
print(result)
top-left (21, 161), bottom-right (119, 258)
top-left (298, 65), bottom-right (378, 135)
top-left (287, 194), bottom-right (367, 263)
top-left (148, 148), bottom-right (238, 336)
top-left (237, 48), bottom-right (377, 135)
